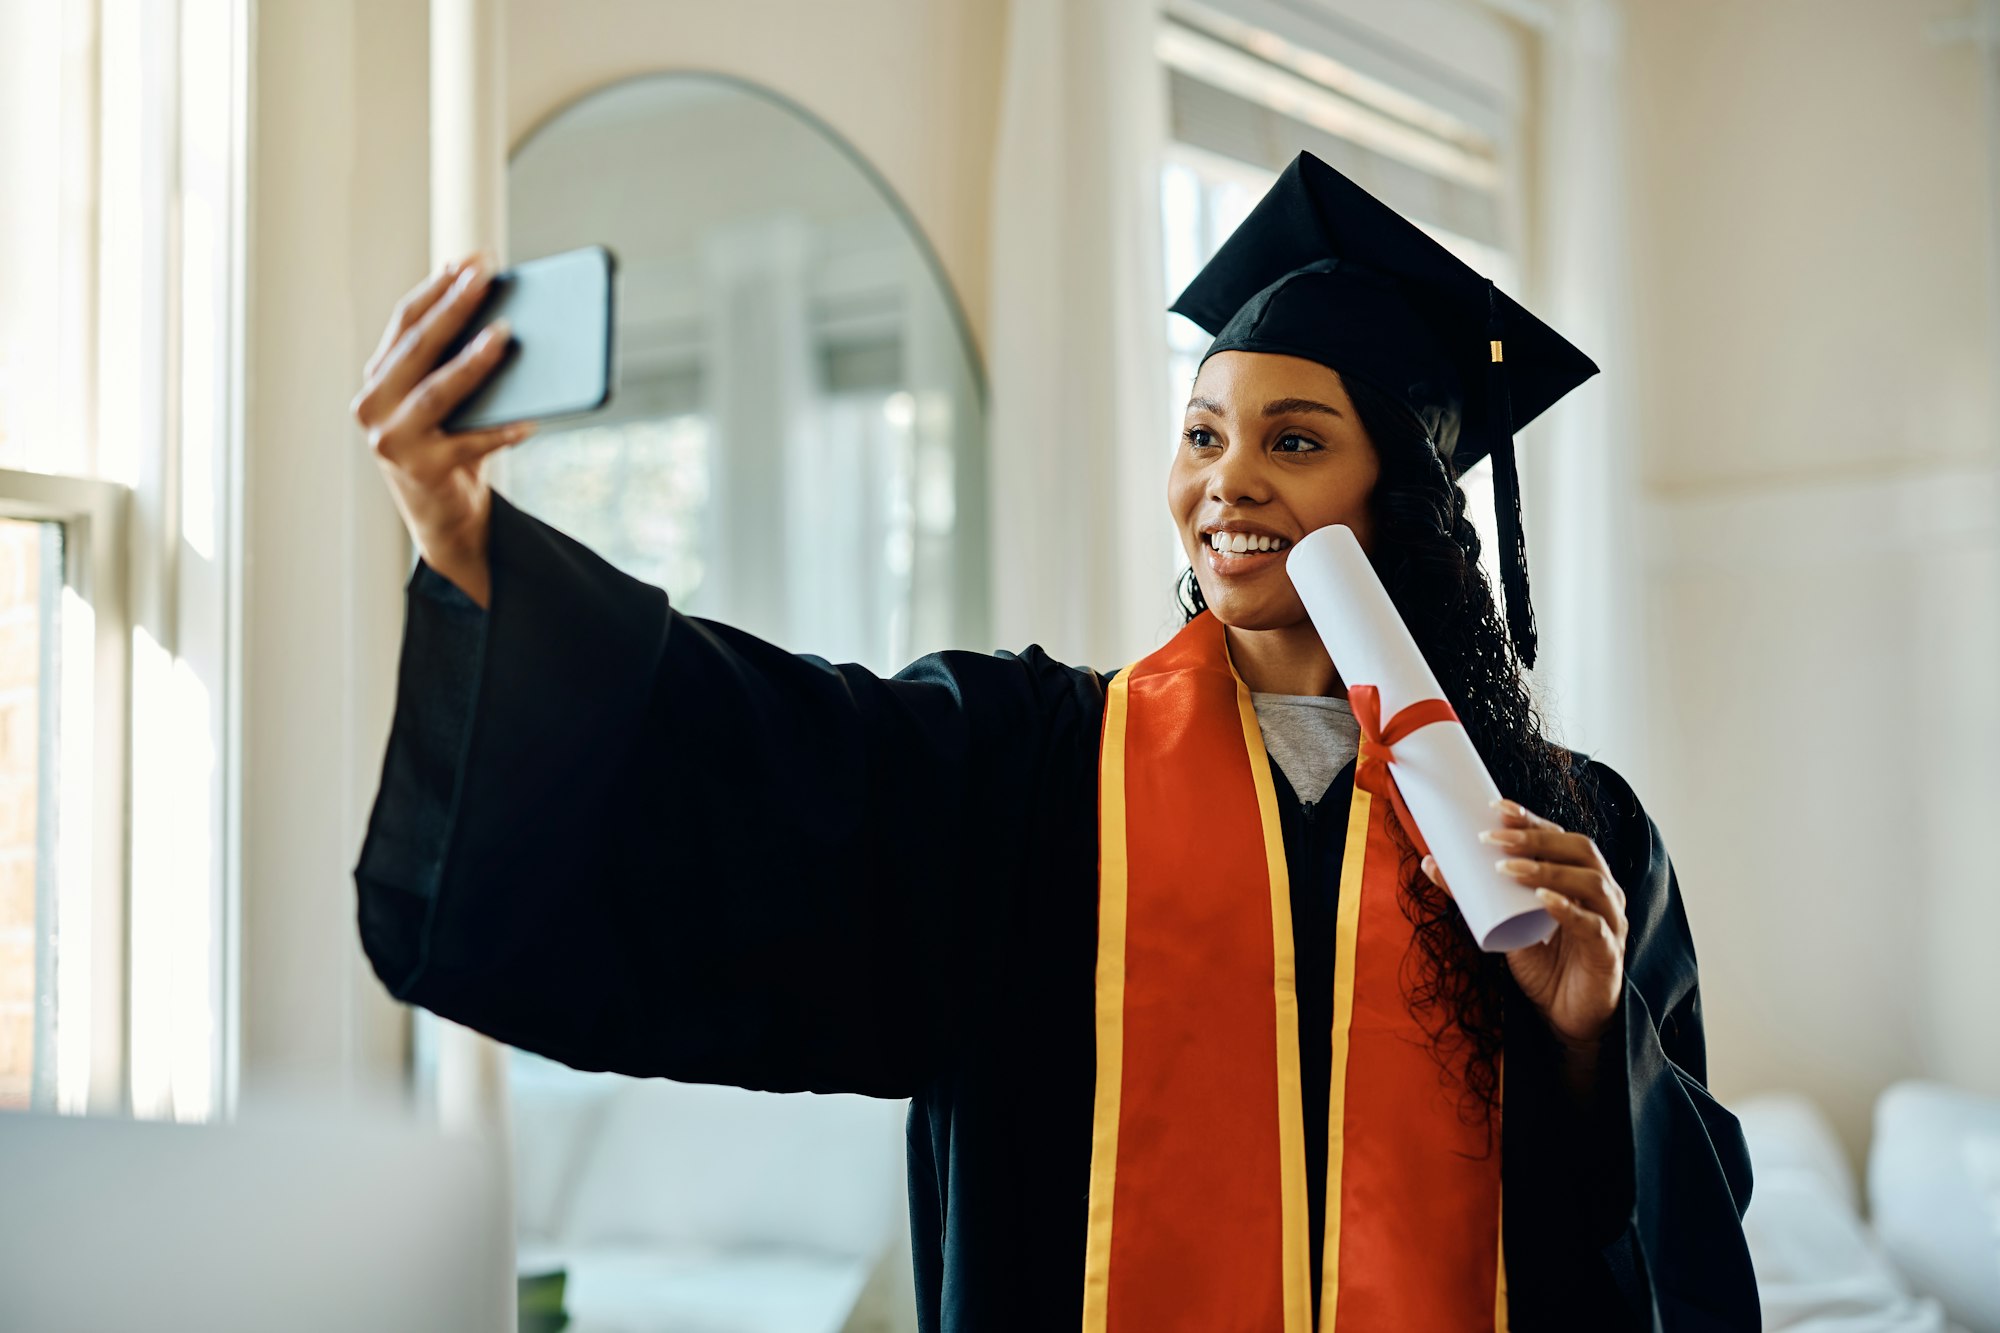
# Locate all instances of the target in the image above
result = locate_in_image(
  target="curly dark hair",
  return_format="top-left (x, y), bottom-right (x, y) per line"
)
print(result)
top-left (1174, 373), bottom-right (1598, 1137)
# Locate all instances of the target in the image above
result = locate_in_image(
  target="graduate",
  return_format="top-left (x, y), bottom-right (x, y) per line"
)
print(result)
top-left (351, 150), bottom-right (1758, 1331)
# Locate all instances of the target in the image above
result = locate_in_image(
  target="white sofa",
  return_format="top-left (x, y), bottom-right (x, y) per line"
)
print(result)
top-left (509, 1056), bottom-right (917, 1333)
top-left (514, 1068), bottom-right (2000, 1333)
top-left (1739, 1081), bottom-right (2000, 1333)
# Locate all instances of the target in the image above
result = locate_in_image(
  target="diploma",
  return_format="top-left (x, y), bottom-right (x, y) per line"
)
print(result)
top-left (1286, 525), bottom-right (1556, 953)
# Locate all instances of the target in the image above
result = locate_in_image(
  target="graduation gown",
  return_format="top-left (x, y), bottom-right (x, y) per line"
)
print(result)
top-left (354, 490), bottom-right (1760, 1332)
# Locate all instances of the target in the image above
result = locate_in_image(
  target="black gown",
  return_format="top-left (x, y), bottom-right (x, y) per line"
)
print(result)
top-left (354, 489), bottom-right (1761, 1332)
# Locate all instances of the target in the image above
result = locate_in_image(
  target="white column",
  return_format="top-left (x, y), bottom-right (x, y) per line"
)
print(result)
top-left (428, 3), bottom-right (516, 1326)
top-left (239, 0), bottom-right (424, 1106)
top-left (700, 216), bottom-right (816, 649)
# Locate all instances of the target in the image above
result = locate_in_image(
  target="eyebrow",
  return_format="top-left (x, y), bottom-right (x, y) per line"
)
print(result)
top-left (1185, 395), bottom-right (1343, 419)
top-left (1260, 396), bottom-right (1343, 419)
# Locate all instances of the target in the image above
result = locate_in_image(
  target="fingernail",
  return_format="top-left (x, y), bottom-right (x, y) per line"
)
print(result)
top-left (487, 318), bottom-right (511, 343)
top-left (1534, 888), bottom-right (1561, 907)
top-left (1496, 858), bottom-right (1535, 876)
top-left (1479, 828), bottom-right (1525, 847)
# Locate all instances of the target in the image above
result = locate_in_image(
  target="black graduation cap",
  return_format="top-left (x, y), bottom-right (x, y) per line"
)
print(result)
top-left (1168, 149), bottom-right (1598, 669)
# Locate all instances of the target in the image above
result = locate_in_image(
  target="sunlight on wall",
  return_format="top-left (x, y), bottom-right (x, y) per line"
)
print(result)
top-left (128, 623), bottom-right (217, 1123)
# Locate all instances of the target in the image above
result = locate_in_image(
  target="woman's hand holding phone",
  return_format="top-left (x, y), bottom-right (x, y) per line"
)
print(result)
top-left (350, 252), bottom-right (538, 609)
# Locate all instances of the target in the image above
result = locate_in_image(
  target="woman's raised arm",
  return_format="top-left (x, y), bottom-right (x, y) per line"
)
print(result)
top-left (348, 257), bottom-right (1092, 1097)
top-left (354, 487), bottom-right (1082, 1097)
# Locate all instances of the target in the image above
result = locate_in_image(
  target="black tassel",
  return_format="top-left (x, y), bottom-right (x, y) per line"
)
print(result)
top-left (1486, 282), bottom-right (1537, 669)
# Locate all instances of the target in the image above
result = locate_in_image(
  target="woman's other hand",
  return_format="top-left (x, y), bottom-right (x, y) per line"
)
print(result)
top-left (1420, 799), bottom-right (1628, 1095)
top-left (350, 252), bottom-right (538, 609)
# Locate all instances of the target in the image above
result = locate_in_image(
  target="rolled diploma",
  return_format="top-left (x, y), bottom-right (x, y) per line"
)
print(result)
top-left (1286, 524), bottom-right (1557, 953)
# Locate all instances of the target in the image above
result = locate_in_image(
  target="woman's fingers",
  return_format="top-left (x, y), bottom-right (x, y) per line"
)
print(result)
top-left (1482, 823), bottom-right (1593, 864)
top-left (1490, 797), bottom-right (1561, 832)
top-left (1482, 827), bottom-right (1622, 903)
top-left (364, 257), bottom-right (466, 382)
top-left (1495, 858), bottom-right (1627, 937)
top-left (447, 419), bottom-right (538, 465)
top-left (1483, 802), bottom-right (1628, 939)
top-left (1531, 887), bottom-right (1619, 955)
top-left (380, 318), bottom-right (513, 446)
top-left (353, 257), bottom-right (497, 424)
top-left (1484, 809), bottom-right (1623, 900)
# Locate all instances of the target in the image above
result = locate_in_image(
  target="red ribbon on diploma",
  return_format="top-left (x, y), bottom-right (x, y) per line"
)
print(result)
top-left (1348, 683), bottom-right (1460, 859)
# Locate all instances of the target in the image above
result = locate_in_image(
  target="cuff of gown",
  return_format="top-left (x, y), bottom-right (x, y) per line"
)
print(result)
top-left (411, 555), bottom-right (487, 613)
top-left (352, 547), bottom-right (493, 988)
top-left (366, 486), bottom-right (664, 984)
top-left (356, 487), bottom-right (672, 1005)
top-left (1518, 982), bottom-right (1639, 1251)
top-left (1579, 981), bottom-right (1640, 1248)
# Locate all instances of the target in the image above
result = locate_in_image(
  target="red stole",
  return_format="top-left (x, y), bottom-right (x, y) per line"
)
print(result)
top-left (1083, 610), bottom-right (1506, 1331)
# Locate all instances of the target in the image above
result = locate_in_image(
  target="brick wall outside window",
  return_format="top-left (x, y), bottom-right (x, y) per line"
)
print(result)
top-left (0, 518), bottom-right (41, 1109)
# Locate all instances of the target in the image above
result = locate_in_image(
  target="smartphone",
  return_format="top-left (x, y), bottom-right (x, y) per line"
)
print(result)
top-left (440, 245), bottom-right (617, 432)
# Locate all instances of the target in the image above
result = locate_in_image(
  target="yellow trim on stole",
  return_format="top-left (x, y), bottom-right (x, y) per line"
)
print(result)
top-left (1318, 783), bottom-right (1372, 1330)
top-left (1228, 664), bottom-right (1312, 1333)
top-left (1081, 670), bottom-right (1132, 1333)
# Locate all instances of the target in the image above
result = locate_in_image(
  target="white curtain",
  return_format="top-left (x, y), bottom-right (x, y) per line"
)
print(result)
top-left (986, 0), bottom-right (1181, 673)
top-left (701, 216), bottom-right (822, 651)
top-left (1522, 0), bottom-right (1650, 787)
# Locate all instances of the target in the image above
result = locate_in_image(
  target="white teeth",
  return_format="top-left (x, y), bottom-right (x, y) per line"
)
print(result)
top-left (1207, 530), bottom-right (1288, 554)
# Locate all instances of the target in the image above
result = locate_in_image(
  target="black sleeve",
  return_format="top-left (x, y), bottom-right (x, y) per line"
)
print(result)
top-left (1504, 758), bottom-right (1761, 1331)
top-left (353, 488), bottom-right (1088, 1098)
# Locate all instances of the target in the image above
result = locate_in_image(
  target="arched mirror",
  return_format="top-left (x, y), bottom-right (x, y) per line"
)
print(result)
top-left (494, 72), bottom-right (988, 672)
top-left (478, 73), bottom-right (990, 1332)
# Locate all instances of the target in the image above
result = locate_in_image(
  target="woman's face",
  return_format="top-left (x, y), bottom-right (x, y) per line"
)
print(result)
top-left (1168, 350), bottom-right (1381, 630)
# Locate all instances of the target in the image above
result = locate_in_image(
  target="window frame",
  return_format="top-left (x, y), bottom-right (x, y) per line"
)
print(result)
top-left (0, 468), bottom-right (131, 1116)
top-left (0, 0), bottom-right (246, 1122)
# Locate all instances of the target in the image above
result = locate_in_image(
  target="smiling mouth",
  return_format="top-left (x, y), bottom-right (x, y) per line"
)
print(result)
top-left (1200, 530), bottom-right (1291, 575)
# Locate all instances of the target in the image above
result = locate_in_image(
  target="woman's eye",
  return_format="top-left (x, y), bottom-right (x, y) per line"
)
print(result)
top-left (1273, 434), bottom-right (1322, 454)
top-left (1183, 427), bottom-right (1217, 450)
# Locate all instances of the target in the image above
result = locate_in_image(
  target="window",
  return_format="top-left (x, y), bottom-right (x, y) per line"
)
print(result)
top-left (0, 473), bottom-right (128, 1116)
top-left (1157, 0), bottom-right (1530, 598)
top-left (0, 0), bottom-right (245, 1120)
top-left (0, 517), bottom-right (67, 1108)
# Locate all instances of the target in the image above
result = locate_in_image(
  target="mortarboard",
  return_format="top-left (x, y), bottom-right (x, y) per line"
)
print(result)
top-left (1168, 149), bottom-right (1597, 669)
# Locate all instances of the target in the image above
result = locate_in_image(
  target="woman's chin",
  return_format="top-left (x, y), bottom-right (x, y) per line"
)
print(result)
top-left (1200, 588), bottom-right (1307, 633)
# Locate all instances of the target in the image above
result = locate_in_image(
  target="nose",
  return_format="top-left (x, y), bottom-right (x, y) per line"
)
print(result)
top-left (1208, 438), bottom-right (1270, 506)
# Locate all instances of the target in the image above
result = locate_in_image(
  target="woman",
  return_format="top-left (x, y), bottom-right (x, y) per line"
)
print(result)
top-left (351, 153), bottom-right (1757, 1330)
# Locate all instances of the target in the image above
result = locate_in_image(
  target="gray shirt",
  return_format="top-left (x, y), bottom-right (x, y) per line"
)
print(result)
top-left (1249, 691), bottom-right (1360, 804)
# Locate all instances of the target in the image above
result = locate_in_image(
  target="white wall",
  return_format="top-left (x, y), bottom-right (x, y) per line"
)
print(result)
top-left (1625, 0), bottom-right (1999, 1153)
